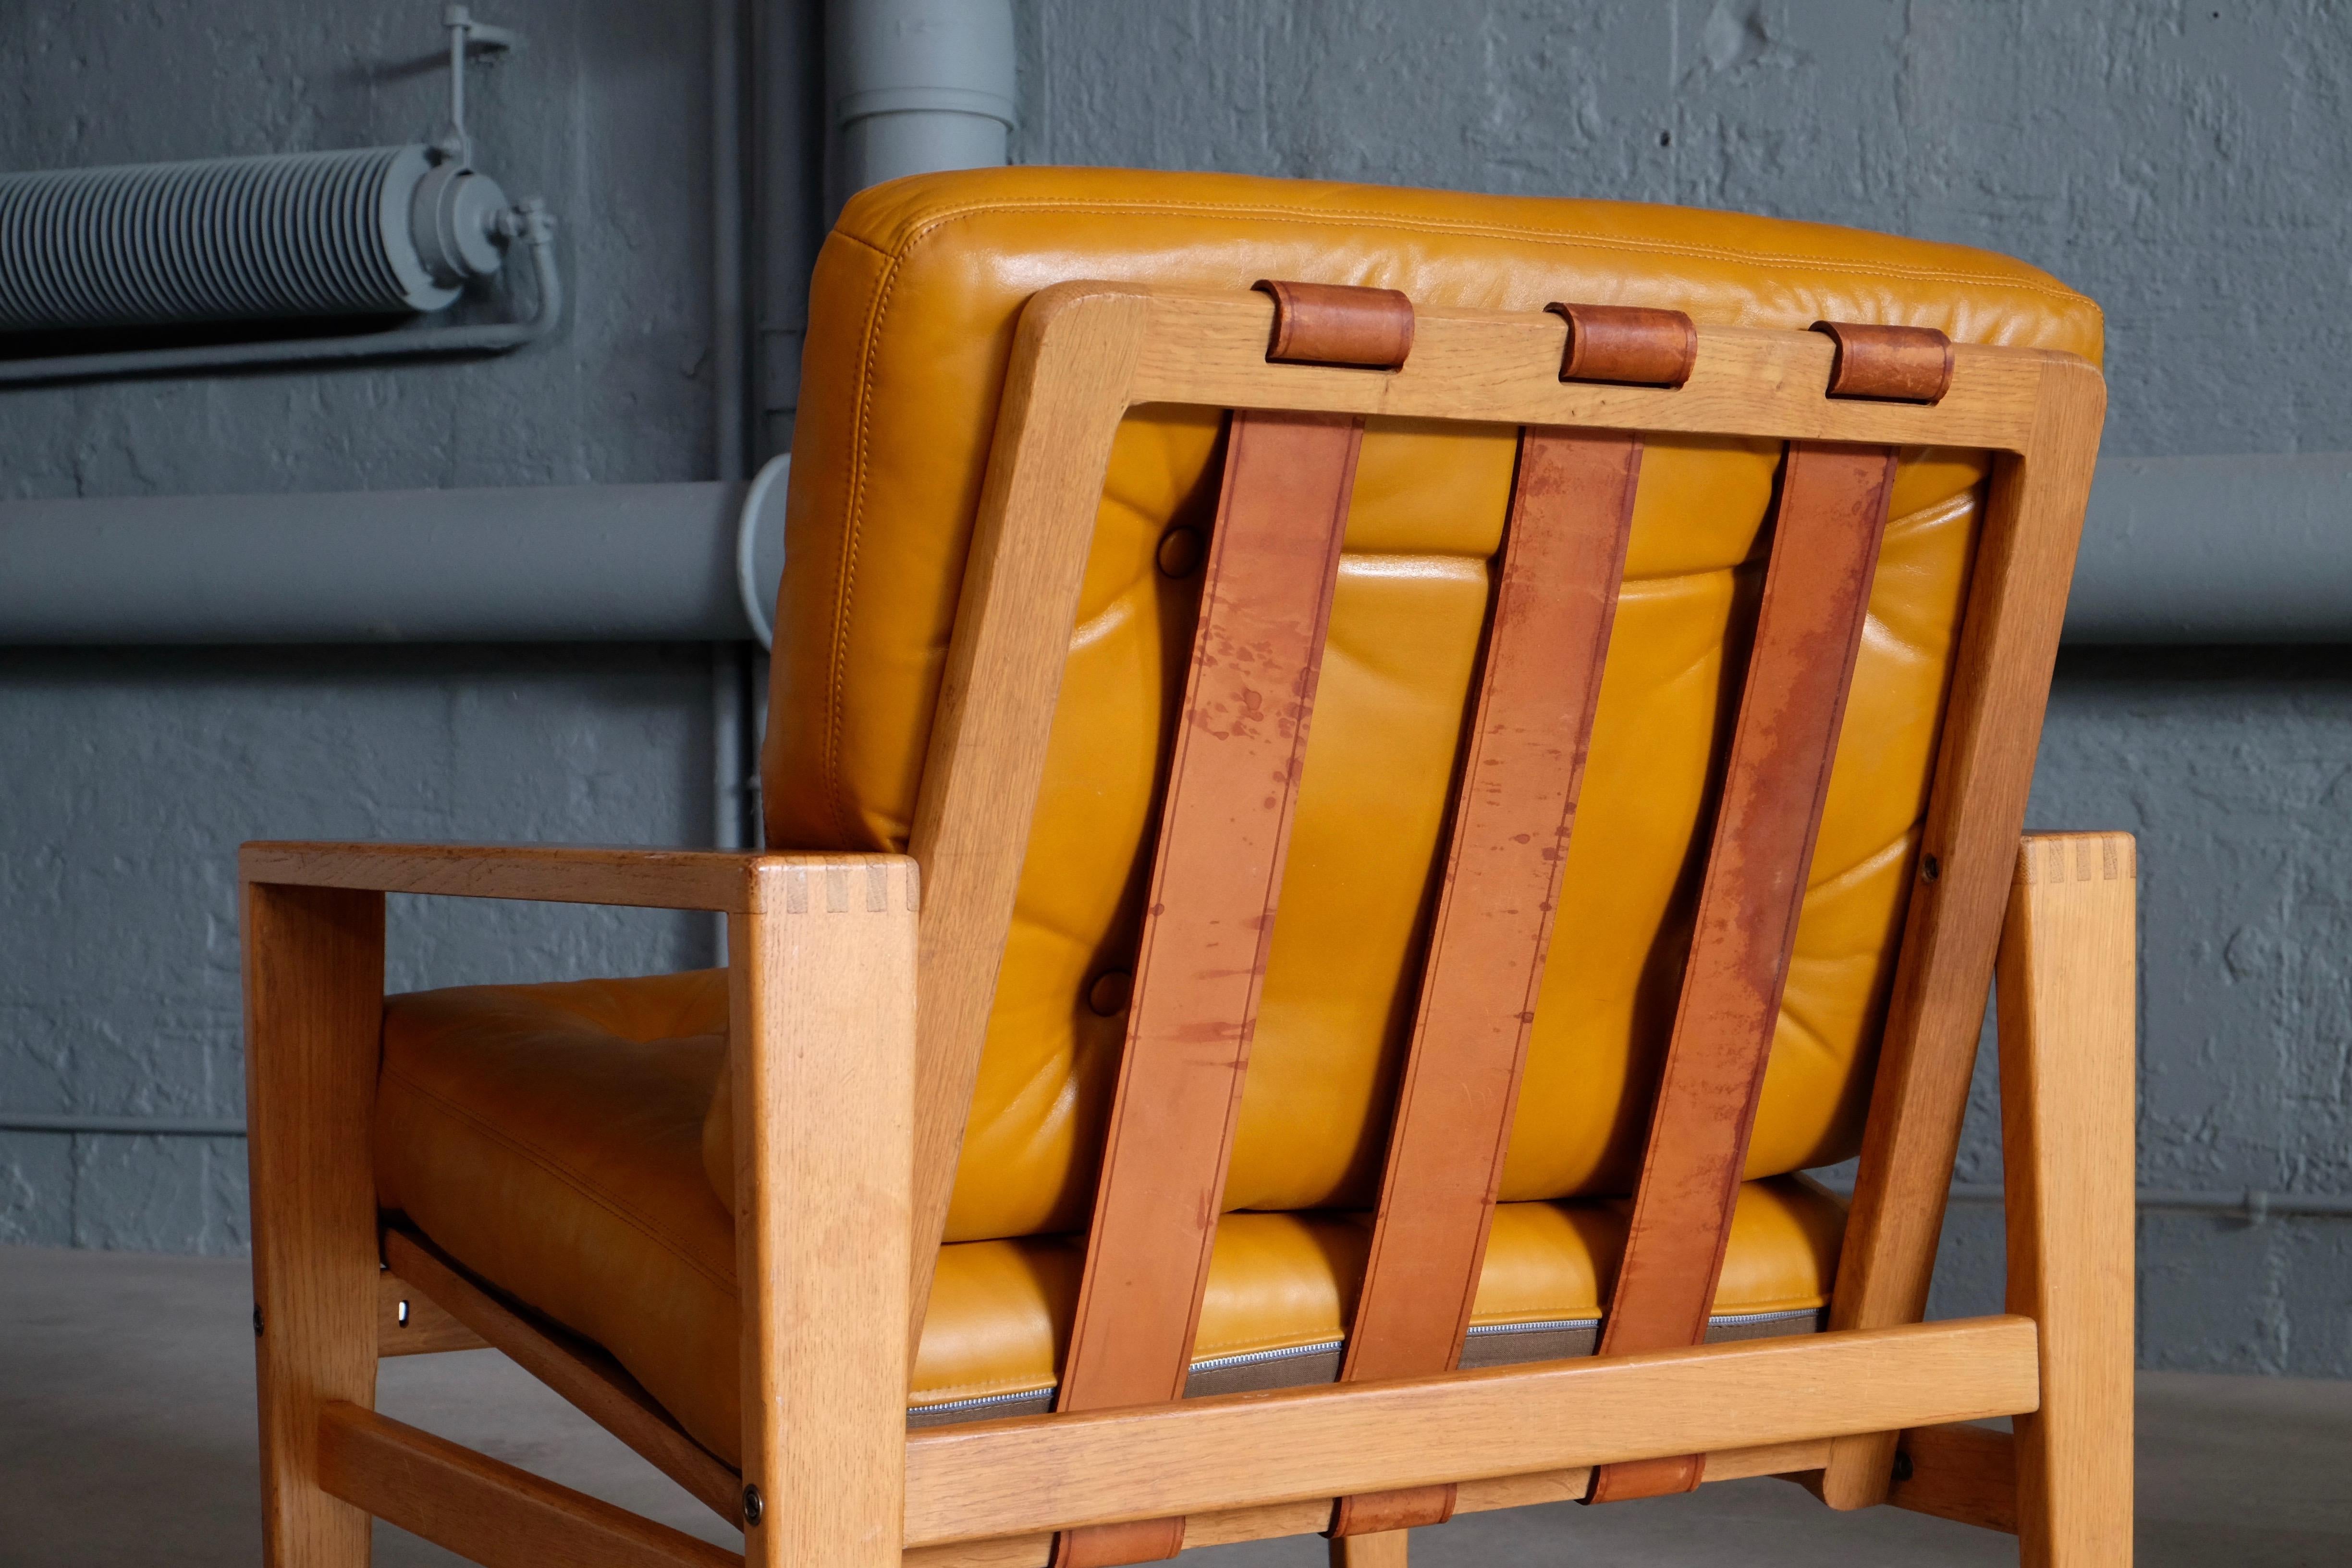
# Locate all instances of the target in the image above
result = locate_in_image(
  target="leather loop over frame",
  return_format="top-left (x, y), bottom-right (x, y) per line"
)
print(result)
top-left (1812, 320), bottom-right (1955, 404)
top-left (1255, 278), bottom-right (1416, 369)
top-left (1548, 301), bottom-right (1698, 388)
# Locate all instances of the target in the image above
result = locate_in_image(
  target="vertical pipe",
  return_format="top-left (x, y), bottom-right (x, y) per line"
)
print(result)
top-left (755, 0), bottom-right (826, 462)
top-left (712, 0), bottom-right (749, 484)
top-left (827, 0), bottom-right (1016, 216)
top-left (711, 0), bottom-right (754, 964)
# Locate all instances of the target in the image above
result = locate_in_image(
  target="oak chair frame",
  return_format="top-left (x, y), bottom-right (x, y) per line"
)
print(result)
top-left (242, 281), bottom-right (2127, 1568)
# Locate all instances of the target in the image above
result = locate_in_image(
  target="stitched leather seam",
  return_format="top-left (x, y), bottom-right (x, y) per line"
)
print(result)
top-left (914, 1374), bottom-right (1058, 1403)
top-left (904, 1298), bottom-right (1830, 1405)
top-left (1189, 1327), bottom-right (1348, 1359)
top-left (855, 197), bottom-right (2103, 314)
top-left (824, 237), bottom-right (905, 846)
top-left (381, 1065), bottom-right (738, 1299)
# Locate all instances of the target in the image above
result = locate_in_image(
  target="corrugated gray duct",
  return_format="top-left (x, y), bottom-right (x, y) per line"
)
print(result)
top-left (0, 144), bottom-right (514, 330)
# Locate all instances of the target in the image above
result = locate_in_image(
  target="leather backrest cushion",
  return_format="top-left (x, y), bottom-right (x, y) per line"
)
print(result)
top-left (749, 167), bottom-right (2103, 1244)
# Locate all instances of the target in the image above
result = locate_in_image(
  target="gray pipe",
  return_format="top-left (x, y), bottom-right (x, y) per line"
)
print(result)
top-left (0, 1113), bottom-right (248, 1139)
top-left (2064, 453), bottom-right (2352, 644)
top-left (1836, 1179), bottom-right (2352, 1222)
top-left (0, 477), bottom-right (750, 644)
top-left (830, 0), bottom-right (1016, 203)
top-left (7, 451), bottom-right (2350, 647)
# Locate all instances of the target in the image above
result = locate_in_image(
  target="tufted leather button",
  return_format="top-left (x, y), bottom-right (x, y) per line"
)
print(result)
top-left (1087, 970), bottom-right (1134, 1017)
top-left (1155, 526), bottom-right (1203, 579)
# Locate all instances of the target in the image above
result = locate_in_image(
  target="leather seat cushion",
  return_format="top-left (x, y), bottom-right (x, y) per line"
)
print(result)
top-left (377, 973), bottom-right (1846, 1468)
top-left (749, 167), bottom-right (2108, 1241)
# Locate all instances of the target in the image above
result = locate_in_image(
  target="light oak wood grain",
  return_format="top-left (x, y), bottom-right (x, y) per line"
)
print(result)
top-left (898, 1438), bottom-right (1839, 1568)
top-left (732, 857), bottom-right (921, 1568)
top-left (318, 1402), bottom-right (740, 1568)
top-left (383, 1228), bottom-right (742, 1522)
top-left (377, 1267), bottom-right (490, 1358)
top-left (1999, 833), bottom-right (2137, 1567)
top-left (1889, 1421), bottom-right (2019, 1535)
top-left (1328, 1528), bottom-right (1410, 1568)
top-left (1819, 357), bottom-right (2107, 1509)
top-left (245, 880), bottom-right (385, 1568)
top-left (1125, 287), bottom-right (2054, 452)
top-left (900, 1317), bottom-right (2038, 1547)
top-left (901, 286), bottom-right (1147, 1356)
top-left (241, 841), bottom-right (769, 911)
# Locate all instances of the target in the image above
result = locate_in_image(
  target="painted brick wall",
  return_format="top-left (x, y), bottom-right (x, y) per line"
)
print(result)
top-left (0, 1), bottom-right (724, 1250)
top-left (2, 0), bottom-right (2346, 1374)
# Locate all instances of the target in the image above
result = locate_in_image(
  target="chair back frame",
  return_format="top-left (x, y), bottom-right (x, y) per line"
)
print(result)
top-left (237, 275), bottom-right (2124, 1568)
top-left (897, 279), bottom-right (2107, 1560)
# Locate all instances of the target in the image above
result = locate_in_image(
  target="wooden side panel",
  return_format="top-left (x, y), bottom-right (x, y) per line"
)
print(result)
top-left (1330, 428), bottom-right (1641, 1539)
top-left (1327, 1530), bottom-right (1410, 1568)
top-left (1999, 833), bottom-right (2137, 1567)
top-left (1820, 359), bottom-right (2107, 1508)
top-left (905, 289), bottom-right (1149, 1358)
top-left (244, 879), bottom-right (386, 1568)
top-left (238, 843), bottom-right (759, 911)
top-left (1889, 1421), bottom-right (2020, 1535)
top-left (732, 858), bottom-right (921, 1568)
top-left (318, 1403), bottom-right (740, 1568)
top-left (383, 1228), bottom-right (742, 1522)
top-left (1588, 442), bottom-right (1899, 1504)
top-left (377, 1268), bottom-right (491, 1358)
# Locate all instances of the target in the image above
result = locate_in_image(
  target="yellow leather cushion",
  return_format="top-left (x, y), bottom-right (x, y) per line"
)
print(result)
top-left (748, 167), bottom-right (2104, 1240)
top-left (375, 976), bottom-right (1844, 1466)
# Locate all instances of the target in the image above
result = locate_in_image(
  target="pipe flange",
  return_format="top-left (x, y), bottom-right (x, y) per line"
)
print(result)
top-left (411, 162), bottom-right (512, 287)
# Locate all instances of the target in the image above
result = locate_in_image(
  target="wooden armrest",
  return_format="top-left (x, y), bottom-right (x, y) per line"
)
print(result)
top-left (239, 841), bottom-right (911, 915)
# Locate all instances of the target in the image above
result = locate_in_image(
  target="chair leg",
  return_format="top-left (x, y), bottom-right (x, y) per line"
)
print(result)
top-left (730, 860), bottom-right (919, 1568)
top-left (244, 881), bottom-right (387, 1567)
top-left (1996, 834), bottom-right (2136, 1567)
top-left (1328, 1529), bottom-right (1410, 1568)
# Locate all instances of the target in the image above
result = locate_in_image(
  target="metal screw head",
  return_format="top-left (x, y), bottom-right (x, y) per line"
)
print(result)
top-left (252, 1304), bottom-right (265, 1337)
top-left (741, 1484), bottom-right (764, 1526)
top-left (1919, 854), bottom-right (1942, 883)
top-left (1891, 1451), bottom-right (1915, 1483)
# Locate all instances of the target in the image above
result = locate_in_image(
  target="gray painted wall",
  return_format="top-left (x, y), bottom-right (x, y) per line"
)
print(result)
top-left (3, 1), bottom-right (2348, 1375)
top-left (1011, 0), bottom-right (2352, 1377)
top-left (0, 2), bottom-right (726, 1250)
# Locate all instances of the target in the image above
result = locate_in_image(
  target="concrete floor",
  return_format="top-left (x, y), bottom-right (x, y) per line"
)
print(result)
top-left (3, 1246), bottom-right (2347, 1566)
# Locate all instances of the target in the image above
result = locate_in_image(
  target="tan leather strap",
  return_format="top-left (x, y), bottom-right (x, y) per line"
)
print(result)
top-left (1585, 440), bottom-right (1899, 1506)
top-left (1050, 405), bottom-right (1368, 1568)
top-left (1325, 428), bottom-right (1643, 1539)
